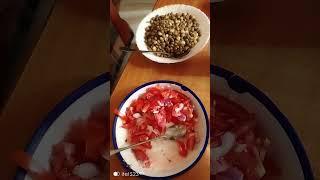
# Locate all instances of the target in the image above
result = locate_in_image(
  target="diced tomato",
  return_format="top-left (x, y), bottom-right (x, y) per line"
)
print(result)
top-left (141, 142), bottom-right (152, 149)
top-left (212, 94), bottom-right (275, 178)
top-left (120, 86), bottom-right (199, 167)
top-left (142, 102), bottom-right (150, 113)
top-left (135, 99), bottom-right (144, 112)
top-left (138, 134), bottom-right (149, 142)
top-left (122, 120), bottom-right (136, 129)
top-left (139, 122), bottom-right (147, 131)
top-left (114, 109), bottom-right (128, 124)
top-left (132, 149), bottom-right (149, 162)
top-left (148, 87), bottom-right (161, 95)
top-left (149, 132), bottom-right (157, 139)
top-left (177, 140), bottom-right (188, 157)
top-left (187, 133), bottom-right (196, 150)
top-left (145, 92), bottom-right (154, 100)
top-left (154, 109), bottom-right (167, 130)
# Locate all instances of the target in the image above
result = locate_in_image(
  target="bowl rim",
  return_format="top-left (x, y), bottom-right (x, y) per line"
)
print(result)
top-left (112, 80), bottom-right (209, 179)
top-left (135, 4), bottom-right (210, 64)
top-left (14, 73), bottom-right (110, 180)
top-left (211, 65), bottom-right (314, 180)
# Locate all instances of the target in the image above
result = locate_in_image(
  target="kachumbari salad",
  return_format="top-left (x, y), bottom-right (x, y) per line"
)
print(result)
top-left (211, 94), bottom-right (280, 180)
top-left (115, 86), bottom-right (199, 167)
top-left (13, 105), bottom-right (107, 180)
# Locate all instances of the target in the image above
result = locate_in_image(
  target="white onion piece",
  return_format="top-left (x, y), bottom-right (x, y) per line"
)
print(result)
top-left (256, 162), bottom-right (266, 178)
top-left (211, 132), bottom-right (236, 160)
top-left (133, 113), bottom-right (141, 119)
top-left (259, 148), bottom-right (267, 161)
top-left (211, 159), bottom-right (230, 175)
top-left (252, 147), bottom-right (266, 178)
top-left (73, 162), bottom-right (100, 179)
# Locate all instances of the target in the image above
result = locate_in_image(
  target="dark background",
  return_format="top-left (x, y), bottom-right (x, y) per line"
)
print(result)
top-left (0, 0), bottom-right (55, 111)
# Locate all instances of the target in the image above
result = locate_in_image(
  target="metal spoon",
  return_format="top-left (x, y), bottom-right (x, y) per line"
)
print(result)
top-left (105, 125), bottom-right (187, 159)
top-left (120, 47), bottom-right (171, 55)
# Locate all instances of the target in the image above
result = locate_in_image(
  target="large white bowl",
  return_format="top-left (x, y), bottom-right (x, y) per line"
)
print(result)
top-left (135, 4), bottom-right (210, 64)
top-left (211, 65), bottom-right (314, 180)
top-left (112, 81), bottom-right (209, 178)
top-left (15, 73), bottom-right (110, 180)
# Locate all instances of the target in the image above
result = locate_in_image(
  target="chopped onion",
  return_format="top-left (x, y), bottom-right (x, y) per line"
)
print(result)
top-left (212, 132), bottom-right (236, 160)
top-left (133, 113), bottom-right (142, 119)
top-left (211, 159), bottom-right (230, 175)
top-left (73, 162), bottom-right (100, 179)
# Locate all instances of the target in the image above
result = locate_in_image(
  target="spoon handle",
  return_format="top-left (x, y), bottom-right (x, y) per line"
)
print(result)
top-left (120, 47), bottom-right (169, 55)
top-left (108, 136), bottom-right (165, 159)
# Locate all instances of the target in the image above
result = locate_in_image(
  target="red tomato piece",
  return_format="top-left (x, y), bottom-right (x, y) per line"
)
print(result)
top-left (148, 87), bottom-right (161, 95)
top-left (141, 141), bottom-right (152, 149)
top-left (187, 133), bottom-right (196, 150)
top-left (114, 109), bottom-right (127, 123)
top-left (134, 99), bottom-right (144, 112)
top-left (132, 149), bottom-right (149, 162)
top-left (154, 108), bottom-right (167, 130)
top-left (122, 120), bottom-right (136, 129)
top-left (177, 140), bottom-right (188, 157)
top-left (149, 132), bottom-right (157, 139)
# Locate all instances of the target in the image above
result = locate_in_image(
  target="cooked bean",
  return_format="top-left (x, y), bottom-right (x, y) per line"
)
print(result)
top-left (145, 12), bottom-right (201, 58)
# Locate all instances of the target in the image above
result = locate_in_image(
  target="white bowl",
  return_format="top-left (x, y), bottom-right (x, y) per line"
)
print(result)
top-left (15, 74), bottom-right (110, 180)
top-left (112, 81), bottom-right (209, 178)
top-left (135, 4), bottom-right (210, 64)
top-left (211, 65), bottom-right (314, 180)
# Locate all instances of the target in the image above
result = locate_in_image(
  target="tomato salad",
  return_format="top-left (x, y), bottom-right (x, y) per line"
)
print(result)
top-left (211, 94), bottom-right (280, 180)
top-left (13, 105), bottom-right (108, 180)
top-left (115, 86), bottom-right (199, 167)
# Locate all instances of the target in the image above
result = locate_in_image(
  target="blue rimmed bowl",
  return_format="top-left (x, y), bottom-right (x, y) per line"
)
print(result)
top-left (211, 65), bottom-right (314, 180)
top-left (15, 73), bottom-right (110, 180)
top-left (112, 80), bottom-right (209, 178)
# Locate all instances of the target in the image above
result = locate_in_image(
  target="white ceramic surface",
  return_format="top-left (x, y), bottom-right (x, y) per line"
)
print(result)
top-left (113, 82), bottom-right (208, 177)
top-left (135, 4), bottom-right (210, 64)
top-left (211, 74), bottom-right (305, 179)
top-left (22, 80), bottom-right (110, 180)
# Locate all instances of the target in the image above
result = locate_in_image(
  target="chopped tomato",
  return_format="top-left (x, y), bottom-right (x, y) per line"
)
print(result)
top-left (187, 133), bottom-right (196, 150)
top-left (47, 106), bottom-right (107, 179)
top-left (117, 86), bottom-right (199, 166)
top-left (177, 140), bottom-right (188, 157)
top-left (132, 149), bottom-right (149, 162)
top-left (114, 109), bottom-right (127, 123)
top-left (134, 99), bottom-right (144, 112)
top-left (212, 94), bottom-right (276, 179)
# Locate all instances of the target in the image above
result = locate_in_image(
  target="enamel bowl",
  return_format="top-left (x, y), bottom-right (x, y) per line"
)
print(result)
top-left (135, 4), bottom-right (210, 64)
top-left (211, 65), bottom-right (314, 180)
top-left (15, 73), bottom-right (110, 180)
top-left (112, 80), bottom-right (209, 178)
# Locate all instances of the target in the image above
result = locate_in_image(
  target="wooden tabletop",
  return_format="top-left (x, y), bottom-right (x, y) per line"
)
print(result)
top-left (109, 0), bottom-right (210, 179)
top-left (0, 0), bottom-right (107, 178)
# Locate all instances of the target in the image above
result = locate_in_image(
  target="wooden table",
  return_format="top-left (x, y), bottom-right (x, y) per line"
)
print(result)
top-left (0, 0), bottom-right (107, 178)
top-left (110, 0), bottom-right (210, 179)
